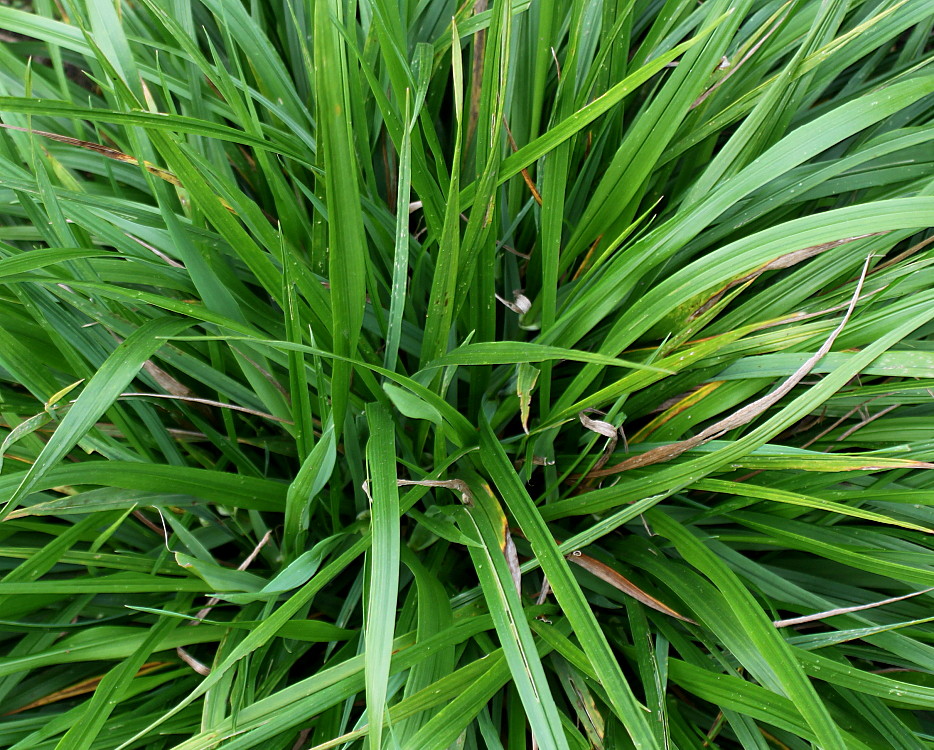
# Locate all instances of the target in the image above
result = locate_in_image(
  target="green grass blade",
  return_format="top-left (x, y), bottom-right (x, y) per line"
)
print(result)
top-left (363, 402), bottom-right (401, 748)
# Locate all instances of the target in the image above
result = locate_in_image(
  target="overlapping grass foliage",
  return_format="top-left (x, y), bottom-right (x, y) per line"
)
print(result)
top-left (0, 0), bottom-right (932, 747)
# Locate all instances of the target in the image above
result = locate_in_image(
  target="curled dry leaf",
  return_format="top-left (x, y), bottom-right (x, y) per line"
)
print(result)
top-left (393, 478), bottom-right (474, 505)
top-left (536, 576), bottom-right (552, 606)
top-left (586, 254), bottom-right (876, 479)
top-left (579, 409), bottom-right (622, 475)
top-left (496, 289), bottom-right (532, 315)
top-left (579, 409), bottom-right (618, 439)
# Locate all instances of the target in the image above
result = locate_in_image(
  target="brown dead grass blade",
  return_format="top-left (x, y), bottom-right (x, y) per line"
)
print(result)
top-left (773, 587), bottom-right (934, 628)
top-left (503, 116), bottom-right (542, 206)
top-left (118, 392), bottom-right (291, 424)
top-left (568, 550), bottom-right (696, 624)
top-left (510, 526), bottom-right (695, 623)
top-left (631, 382), bottom-right (723, 444)
top-left (1, 123), bottom-right (181, 184)
top-left (577, 410), bottom-right (620, 480)
top-left (465, 0), bottom-right (489, 150)
top-left (3, 661), bottom-right (170, 715)
top-left (586, 253), bottom-right (875, 479)
top-left (690, 234), bottom-right (885, 320)
top-left (0, 124), bottom-right (235, 211)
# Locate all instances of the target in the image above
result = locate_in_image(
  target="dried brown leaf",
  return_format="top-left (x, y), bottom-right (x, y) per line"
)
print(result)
top-left (465, 0), bottom-right (489, 149)
top-left (0, 124), bottom-right (235, 211)
top-left (690, 234), bottom-right (884, 320)
top-left (141, 360), bottom-right (194, 398)
top-left (586, 254), bottom-right (875, 479)
top-left (579, 409), bottom-right (618, 439)
top-left (496, 289), bottom-right (532, 315)
top-left (118, 393), bottom-right (291, 424)
top-left (503, 116), bottom-right (542, 206)
top-left (394, 478), bottom-right (474, 505)
top-left (773, 588), bottom-right (933, 629)
top-left (2, 662), bottom-right (170, 715)
top-left (568, 551), bottom-right (696, 624)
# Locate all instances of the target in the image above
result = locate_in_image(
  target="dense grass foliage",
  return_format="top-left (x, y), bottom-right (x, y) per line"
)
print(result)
top-left (0, 0), bottom-right (932, 747)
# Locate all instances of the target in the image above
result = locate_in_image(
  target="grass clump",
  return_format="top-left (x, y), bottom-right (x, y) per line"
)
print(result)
top-left (0, 0), bottom-right (932, 748)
